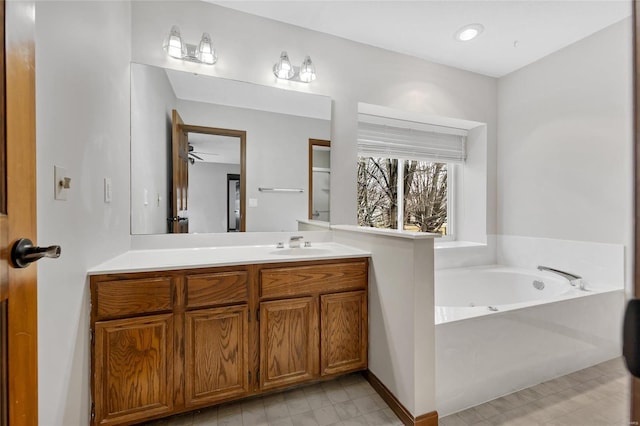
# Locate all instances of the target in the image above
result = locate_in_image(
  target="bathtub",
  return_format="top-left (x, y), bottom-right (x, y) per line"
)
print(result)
top-left (435, 265), bottom-right (624, 416)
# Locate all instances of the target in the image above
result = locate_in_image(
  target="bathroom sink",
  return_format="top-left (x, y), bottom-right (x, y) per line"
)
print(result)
top-left (270, 248), bottom-right (332, 256)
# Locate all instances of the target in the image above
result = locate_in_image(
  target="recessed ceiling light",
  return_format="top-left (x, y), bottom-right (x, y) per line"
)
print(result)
top-left (455, 24), bottom-right (484, 42)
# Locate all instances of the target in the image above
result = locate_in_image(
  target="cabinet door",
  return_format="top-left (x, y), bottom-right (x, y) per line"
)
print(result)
top-left (184, 305), bottom-right (249, 407)
top-left (94, 314), bottom-right (173, 426)
top-left (260, 297), bottom-right (318, 390)
top-left (321, 291), bottom-right (367, 376)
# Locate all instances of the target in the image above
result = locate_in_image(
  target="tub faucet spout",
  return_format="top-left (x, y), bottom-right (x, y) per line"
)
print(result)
top-left (537, 265), bottom-right (584, 289)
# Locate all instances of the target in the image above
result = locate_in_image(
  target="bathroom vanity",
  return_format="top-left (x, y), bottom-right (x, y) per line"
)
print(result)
top-left (88, 246), bottom-right (369, 425)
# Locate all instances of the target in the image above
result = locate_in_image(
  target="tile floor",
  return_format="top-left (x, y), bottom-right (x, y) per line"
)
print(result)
top-left (144, 358), bottom-right (630, 426)
top-left (439, 357), bottom-right (630, 426)
top-left (144, 372), bottom-right (402, 426)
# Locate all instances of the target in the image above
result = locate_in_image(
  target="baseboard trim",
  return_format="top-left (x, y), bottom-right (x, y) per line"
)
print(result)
top-left (364, 370), bottom-right (438, 426)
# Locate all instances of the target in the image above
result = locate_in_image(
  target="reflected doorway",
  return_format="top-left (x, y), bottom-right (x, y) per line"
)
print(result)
top-left (170, 109), bottom-right (246, 233)
top-left (227, 174), bottom-right (240, 232)
top-left (309, 139), bottom-right (331, 221)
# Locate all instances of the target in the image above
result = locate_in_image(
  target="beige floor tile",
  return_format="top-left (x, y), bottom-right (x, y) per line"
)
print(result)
top-left (343, 382), bottom-right (375, 400)
top-left (242, 410), bottom-right (269, 426)
top-left (268, 418), bottom-right (294, 426)
top-left (438, 413), bottom-right (469, 426)
top-left (193, 407), bottom-right (218, 425)
top-left (217, 403), bottom-right (242, 418)
top-left (306, 392), bottom-right (333, 410)
top-left (456, 406), bottom-right (485, 424)
top-left (337, 373), bottom-right (366, 386)
top-left (265, 401), bottom-right (290, 422)
top-left (290, 411), bottom-right (320, 426)
top-left (340, 417), bottom-right (370, 426)
top-left (351, 395), bottom-right (385, 415)
top-left (137, 360), bottom-right (634, 426)
top-left (286, 397), bottom-right (312, 417)
top-left (565, 366), bottom-right (603, 384)
top-left (543, 376), bottom-right (575, 393)
top-left (284, 389), bottom-right (309, 402)
top-left (379, 408), bottom-right (403, 426)
top-left (361, 409), bottom-right (399, 425)
top-left (472, 402), bottom-right (502, 420)
top-left (488, 395), bottom-right (520, 412)
top-left (217, 412), bottom-right (243, 426)
top-left (324, 388), bottom-right (350, 404)
top-left (529, 381), bottom-right (560, 397)
top-left (312, 406), bottom-right (341, 426)
top-left (503, 388), bottom-right (544, 408)
top-left (333, 400), bottom-right (362, 421)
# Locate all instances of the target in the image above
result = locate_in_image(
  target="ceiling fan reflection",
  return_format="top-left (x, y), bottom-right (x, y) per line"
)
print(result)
top-left (188, 144), bottom-right (219, 164)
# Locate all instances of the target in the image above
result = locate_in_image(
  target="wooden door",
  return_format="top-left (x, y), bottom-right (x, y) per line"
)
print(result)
top-left (171, 109), bottom-right (189, 233)
top-left (94, 314), bottom-right (174, 425)
top-left (259, 297), bottom-right (318, 390)
top-left (634, 0), bottom-right (640, 420)
top-left (184, 305), bottom-right (249, 407)
top-left (1, 1), bottom-right (39, 425)
top-left (320, 291), bottom-right (367, 376)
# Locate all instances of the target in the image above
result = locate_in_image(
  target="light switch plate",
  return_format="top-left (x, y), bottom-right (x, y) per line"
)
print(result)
top-left (54, 166), bottom-right (69, 201)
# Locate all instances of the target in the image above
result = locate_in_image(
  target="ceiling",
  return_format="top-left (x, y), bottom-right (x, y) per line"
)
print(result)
top-left (213, 0), bottom-right (631, 77)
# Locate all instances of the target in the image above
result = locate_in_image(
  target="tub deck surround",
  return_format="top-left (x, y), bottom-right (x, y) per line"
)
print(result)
top-left (435, 264), bottom-right (623, 324)
top-left (87, 242), bottom-right (370, 274)
top-left (435, 264), bottom-right (625, 416)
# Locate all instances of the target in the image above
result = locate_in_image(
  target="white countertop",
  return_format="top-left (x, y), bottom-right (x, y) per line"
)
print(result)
top-left (87, 242), bottom-right (371, 275)
top-left (331, 224), bottom-right (441, 240)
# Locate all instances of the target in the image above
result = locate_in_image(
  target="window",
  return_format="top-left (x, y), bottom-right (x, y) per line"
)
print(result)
top-left (357, 157), bottom-right (450, 235)
top-left (356, 107), bottom-right (466, 238)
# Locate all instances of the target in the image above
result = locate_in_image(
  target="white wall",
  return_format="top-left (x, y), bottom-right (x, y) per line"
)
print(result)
top-left (497, 19), bottom-right (632, 289)
top-left (332, 228), bottom-right (436, 417)
top-left (35, 2), bottom-right (132, 425)
top-left (130, 0), bottom-right (498, 234)
top-left (175, 99), bottom-right (331, 232)
top-left (34, 1), bottom-right (501, 422)
top-left (131, 63), bottom-right (176, 234)
top-left (189, 162), bottom-right (240, 233)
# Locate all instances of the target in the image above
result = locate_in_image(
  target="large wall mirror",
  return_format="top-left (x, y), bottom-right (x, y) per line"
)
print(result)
top-left (130, 63), bottom-right (332, 235)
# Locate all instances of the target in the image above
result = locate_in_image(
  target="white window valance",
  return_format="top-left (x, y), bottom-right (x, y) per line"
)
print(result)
top-left (357, 113), bottom-right (467, 163)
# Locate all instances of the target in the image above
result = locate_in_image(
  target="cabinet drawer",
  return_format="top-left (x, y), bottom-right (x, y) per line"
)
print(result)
top-left (186, 271), bottom-right (249, 308)
top-left (95, 277), bottom-right (174, 320)
top-left (260, 261), bottom-right (367, 299)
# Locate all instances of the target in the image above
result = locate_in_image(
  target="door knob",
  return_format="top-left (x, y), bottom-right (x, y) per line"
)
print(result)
top-left (11, 238), bottom-right (61, 268)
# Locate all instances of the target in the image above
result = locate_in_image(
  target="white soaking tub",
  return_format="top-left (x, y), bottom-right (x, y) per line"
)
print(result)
top-left (434, 265), bottom-right (624, 416)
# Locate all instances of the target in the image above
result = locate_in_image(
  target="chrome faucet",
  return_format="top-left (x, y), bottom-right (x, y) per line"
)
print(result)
top-left (537, 265), bottom-right (585, 290)
top-left (289, 236), bottom-right (304, 248)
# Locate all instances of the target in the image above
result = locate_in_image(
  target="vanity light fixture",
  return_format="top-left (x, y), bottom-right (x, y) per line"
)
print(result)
top-left (273, 51), bottom-right (316, 83)
top-left (454, 23), bottom-right (484, 42)
top-left (163, 25), bottom-right (217, 65)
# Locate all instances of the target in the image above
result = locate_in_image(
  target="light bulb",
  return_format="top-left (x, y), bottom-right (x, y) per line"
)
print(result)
top-left (196, 32), bottom-right (217, 65)
top-left (299, 55), bottom-right (316, 82)
top-left (164, 25), bottom-right (185, 58)
top-left (273, 51), bottom-right (294, 80)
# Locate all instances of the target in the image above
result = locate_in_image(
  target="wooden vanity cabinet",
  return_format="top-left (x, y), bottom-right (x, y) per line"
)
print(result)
top-left (259, 259), bottom-right (368, 390)
top-left (321, 290), bottom-right (367, 375)
top-left (91, 275), bottom-right (177, 426)
top-left (90, 258), bottom-right (367, 426)
top-left (183, 271), bottom-right (250, 408)
top-left (259, 296), bottom-right (319, 390)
